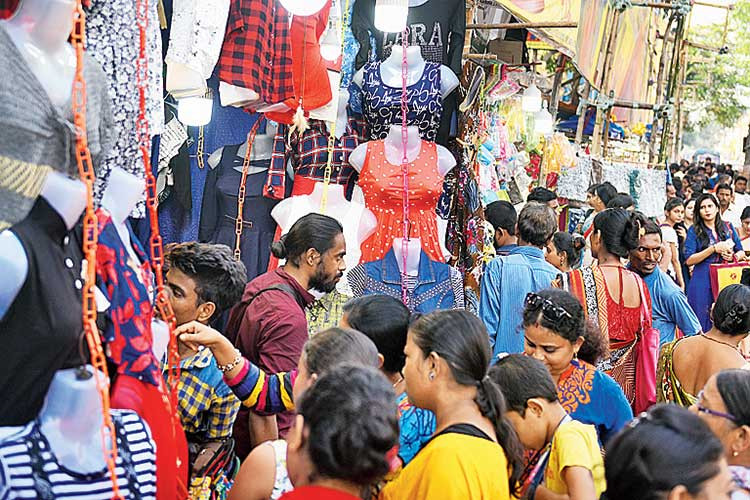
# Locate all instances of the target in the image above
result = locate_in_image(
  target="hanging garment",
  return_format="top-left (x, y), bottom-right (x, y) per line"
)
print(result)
top-left (358, 140), bottom-right (444, 262)
top-left (85, 0), bottom-right (164, 216)
top-left (360, 61), bottom-right (442, 142)
top-left (265, 0), bottom-right (334, 124)
top-left (351, 0), bottom-right (465, 74)
top-left (265, 117), bottom-right (366, 200)
top-left (347, 248), bottom-right (464, 313)
top-left (216, 0), bottom-right (294, 107)
top-left (166, 0), bottom-right (231, 80)
top-left (198, 144), bottom-right (286, 282)
top-left (0, 198), bottom-right (89, 426)
top-left (0, 26), bottom-right (114, 230)
top-left (112, 375), bottom-right (190, 500)
top-left (95, 208), bottom-right (161, 387)
top-left (306, 290), bottom-right (352, 336)
top-left (0, 410), bottom-right (157, 499)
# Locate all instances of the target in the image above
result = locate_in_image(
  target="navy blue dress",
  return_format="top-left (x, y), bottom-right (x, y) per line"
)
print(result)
top-left (199, 144), bottom-right (289, 282)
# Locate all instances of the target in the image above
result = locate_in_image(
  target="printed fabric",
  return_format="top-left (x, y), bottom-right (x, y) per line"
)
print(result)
top-left (306, 290), bottom-right (352, 336)
top-left (358, 140), bottom-right (445, 262)
top-left (361, 60), bottom-right (442, 142)
top-left (0, 410), bottom-right (157, 499)
top-left (556, 359), bottom-right (633, 446)
top-left (166, 0), bottom-right (231, 79)
top-left (396, 392), bottom-right (436, 465)
top-left (216, 0), bottom-right (294, 106)
top-left (269, 440), bottom-right (294, 500)
top-left (85, 0), bottom-right (164, 216)
top-left (265, 117), bottom-right (367, 200)
top-left (95, 208), bottom-right (160, 387)
top-left (655, 338), bottom-right (697, 407)
top-left (347, 248), bottom-right (465, 313)
top-left (172, 348), bottom-right (241, 442)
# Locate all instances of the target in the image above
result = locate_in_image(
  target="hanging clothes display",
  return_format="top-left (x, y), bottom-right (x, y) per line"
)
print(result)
top-left (265, 0), bottom-right (334, 124)
top-left (85, 0), bottom-right (164, 215)
top-left (361, 60), bottom-right (443, 141)
top-left (0, 198), bottom-right (88, 426)
top-left (165, 0), bottom-right (231, 81)
top-left (0, 26), bottom-right (114, 230)
top-left (216, 0), bottom-right (294, 107)
top-left (0, 410), bottom-right (158, 499)
top-left (347, 248), bottom-right (464, 312)
top-left (265, 117), bottom-right (367, 200)
top-left (359, 140), bottom-right (445, 263)
top-left (351, 0), bottom-right (465, 73)
top-left (95, 209), bottom-right (161, 387)
top-left (199, 144), bottom-right (288, 281)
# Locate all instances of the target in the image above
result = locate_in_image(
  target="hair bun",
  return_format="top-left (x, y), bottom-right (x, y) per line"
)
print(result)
top-left (270, 238), bottom-right (288, 259)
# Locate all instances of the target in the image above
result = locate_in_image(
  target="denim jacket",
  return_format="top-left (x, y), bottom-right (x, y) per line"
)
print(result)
top-left (348, 249), bottom-right (464, 313)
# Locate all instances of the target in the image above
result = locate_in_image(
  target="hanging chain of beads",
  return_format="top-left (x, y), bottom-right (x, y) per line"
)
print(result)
top-left (234, 117), bottom-right (265, 261)
top-left (319, 0), bottom-right (352, 213)
top-left (400, 34), bottom-right (411, 305)
top-left (70, 2), bottom-right (123, 498)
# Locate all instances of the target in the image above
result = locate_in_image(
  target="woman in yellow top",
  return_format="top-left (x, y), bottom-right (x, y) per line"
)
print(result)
top-left (380, 310), bottom-right (524, 500)
top-left (491, 354), bottom-right (605, 500)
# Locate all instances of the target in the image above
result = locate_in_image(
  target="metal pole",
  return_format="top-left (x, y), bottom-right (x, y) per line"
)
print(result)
top-left (465, 21), bottom-right (578, 29)
top-left (575, 81), bottom-right (591, 145)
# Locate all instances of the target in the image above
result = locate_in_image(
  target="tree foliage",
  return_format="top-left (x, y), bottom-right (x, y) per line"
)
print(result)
top-left (683, 0), bottom-right (750, 131)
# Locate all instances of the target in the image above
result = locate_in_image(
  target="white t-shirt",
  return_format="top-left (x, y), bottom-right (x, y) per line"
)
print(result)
top-left (660, 224), bottom-right (679, 277)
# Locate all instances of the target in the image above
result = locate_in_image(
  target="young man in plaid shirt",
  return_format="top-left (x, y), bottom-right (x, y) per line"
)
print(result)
top-left (164, 242), bottom-right (247, 464)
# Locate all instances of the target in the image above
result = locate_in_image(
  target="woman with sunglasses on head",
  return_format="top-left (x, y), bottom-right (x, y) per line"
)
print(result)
top-left (657, 284), bottom-right (750, 407)
top-left (379, 310), bottom-right (524, 500)
top-left (605, 404), bottom-right (735, 500)
top-left (691, 369), bottom-right (750, 497)
top-left (685, 193), bottom-right (747, 331)
top-left (521, 289), bottom-right (632, 447)
top-left (555, 208), bottom-right (658, 413)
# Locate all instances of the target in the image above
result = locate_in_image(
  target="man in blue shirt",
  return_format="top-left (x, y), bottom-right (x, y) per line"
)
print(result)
top-left (480, 202), bottom-right (559, 356)
top-left (628, 219), bottom-right (702, 345)
top-left (485, 200), bottom-right (518, 256)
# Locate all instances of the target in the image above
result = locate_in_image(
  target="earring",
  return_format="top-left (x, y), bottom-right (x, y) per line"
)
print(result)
top-left (733, 451), bottom-right (739, 457)
top-left (429, 372), bottom-right (435, 381)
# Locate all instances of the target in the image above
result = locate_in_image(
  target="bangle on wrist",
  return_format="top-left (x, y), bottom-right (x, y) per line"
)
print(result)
top-left (217, 349), bottom-right (243, 373)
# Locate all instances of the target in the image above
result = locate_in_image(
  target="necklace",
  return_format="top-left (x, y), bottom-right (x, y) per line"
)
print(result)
top-left (701, 333), bottom-right (741, 352)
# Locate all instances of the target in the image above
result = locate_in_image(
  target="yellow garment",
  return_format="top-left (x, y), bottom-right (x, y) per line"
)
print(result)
top-left (544, 420), bottom-right (606, 497)
top-left (379, 431), bottom-right (512, 500)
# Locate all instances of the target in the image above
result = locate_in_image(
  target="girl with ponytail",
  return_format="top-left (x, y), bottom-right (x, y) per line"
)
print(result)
top-left (379, 310), bottom-right (523, 500)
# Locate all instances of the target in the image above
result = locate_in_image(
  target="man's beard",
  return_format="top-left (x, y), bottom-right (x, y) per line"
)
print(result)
top-left (309, 263), bottom-right (342, 293)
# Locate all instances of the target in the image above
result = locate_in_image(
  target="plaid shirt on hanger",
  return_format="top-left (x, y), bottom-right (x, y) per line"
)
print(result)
top-left (216, 0), bottom-right (294, 106)
top-left (264, 116), bottom-right (367, 199)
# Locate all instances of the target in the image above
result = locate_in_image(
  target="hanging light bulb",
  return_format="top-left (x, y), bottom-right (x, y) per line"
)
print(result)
top-left (522, 80), bottom-right (542, 113)
top-left (178, 89), bottom-right (213, 126)
top-left (374, 0), bottom-right (409, 33)
top-left (279, 0), bottom-right (328, 16)
top-left (319, 16), bottom-right (342, 60)
top-left (534, 101), bottom-right (554, 135)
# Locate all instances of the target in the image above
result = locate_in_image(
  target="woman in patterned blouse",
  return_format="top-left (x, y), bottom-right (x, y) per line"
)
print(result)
top-left (521, 289), bottom-right (632, 446)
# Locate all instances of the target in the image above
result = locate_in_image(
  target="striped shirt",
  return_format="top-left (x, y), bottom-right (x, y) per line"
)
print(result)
top-left (0, 410), bottom-right (156, 499)
top-left (225, 359), bottom-right (296, 414)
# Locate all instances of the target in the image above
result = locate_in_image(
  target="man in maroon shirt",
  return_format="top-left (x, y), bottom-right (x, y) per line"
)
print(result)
top-left (225, 213), bottom-right (346, 459)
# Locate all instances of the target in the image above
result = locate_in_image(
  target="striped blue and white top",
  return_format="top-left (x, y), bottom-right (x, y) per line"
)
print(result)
top-left (0, 409), bottom-right (156, 499)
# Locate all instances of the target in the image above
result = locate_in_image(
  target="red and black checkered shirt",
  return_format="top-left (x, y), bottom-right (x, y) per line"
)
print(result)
top-left (217, 0), bottom-right (295, 106)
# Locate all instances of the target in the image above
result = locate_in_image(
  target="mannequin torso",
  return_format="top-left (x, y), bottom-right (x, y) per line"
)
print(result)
top-left (0, 172), bottom-right (86, 318)
top-left (2, 0), bottom-right (76, 107)
top-left (207, 121), bottom-right (279, 173)
top-left (349, 125), bottom-right (456, 177)
top-left (393, 237), bottom-right (421, 276)
top-left (102, 167), bottom-right (145, 265)
top-left (39, 367), bottom-right (110, 473)
top-left (271, 182), bottom-right (377, 273)
top-left (353, 44), bottom-right (458, 97)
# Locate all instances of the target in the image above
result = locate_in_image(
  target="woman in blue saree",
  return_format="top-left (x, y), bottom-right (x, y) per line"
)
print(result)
top-left (517, 289), bottom-right (632, 446)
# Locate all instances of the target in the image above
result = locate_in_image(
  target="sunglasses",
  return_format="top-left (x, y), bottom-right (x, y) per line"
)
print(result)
top-left (524, 293), bottom-right (573, 323)
top-left (695, 390), bottom-right (738, 423)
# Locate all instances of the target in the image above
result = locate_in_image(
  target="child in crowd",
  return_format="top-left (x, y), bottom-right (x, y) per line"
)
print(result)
top-left (490, 354), bottom-right (605, 500)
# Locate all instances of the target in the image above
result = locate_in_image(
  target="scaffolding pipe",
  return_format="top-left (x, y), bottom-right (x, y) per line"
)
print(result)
top-left (466, 21), bottom-right (578, 29)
